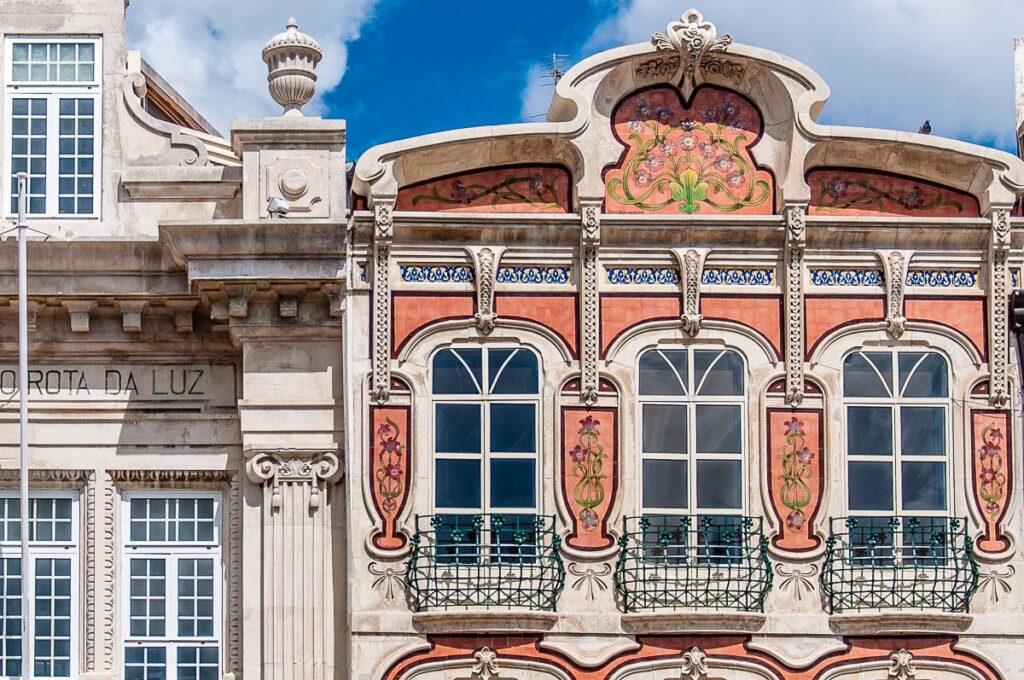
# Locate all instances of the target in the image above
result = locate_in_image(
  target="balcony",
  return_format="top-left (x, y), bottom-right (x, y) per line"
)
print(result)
top-left (405, 514), bottom-right (565, 616)
top-left (821, 516), bottom-right (979, 616)
top-left (615, 515), bottom-right (772, 621)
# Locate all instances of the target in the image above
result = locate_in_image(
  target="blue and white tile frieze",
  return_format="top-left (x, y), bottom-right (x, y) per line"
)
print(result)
top-left (701, 268), bottom-right (773, 286)
top-left (400, 264), bottom-right (475, 283)
top-left (606, 267), bottom-right (680, 285)
top-left (496, 266), bottom-right (571, 285)
top-left (905, 270), bottom-right (977, 288)
top-left (809, 269), bottom-right (884, 287)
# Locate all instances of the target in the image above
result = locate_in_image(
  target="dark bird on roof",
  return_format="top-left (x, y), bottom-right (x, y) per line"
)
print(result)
top-left (918, 120), bottom-right (932, 134)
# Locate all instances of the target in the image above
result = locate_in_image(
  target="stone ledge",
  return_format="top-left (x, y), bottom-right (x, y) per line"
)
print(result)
top-left (412, 610), bottom-right (558, 634)
top-left (828, 611), bottom-right (972, 635)
top-left (620, 610), bottom-right (766, 634)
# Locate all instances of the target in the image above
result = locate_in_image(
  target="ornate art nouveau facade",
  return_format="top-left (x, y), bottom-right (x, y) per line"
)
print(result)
top-left (2, 1), bottom-right (1024, 678)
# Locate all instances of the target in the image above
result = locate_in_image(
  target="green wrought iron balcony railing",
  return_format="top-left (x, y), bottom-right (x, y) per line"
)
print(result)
top-left (821, 516), bottom-right (979, 613)
top-left (405, 513), bottom-right (565, 611)
top-left (615, 515), bottom-right (772, 612)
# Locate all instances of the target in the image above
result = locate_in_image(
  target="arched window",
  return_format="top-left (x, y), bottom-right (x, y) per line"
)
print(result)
top-left (843, 350), bottom-right (950, 518)
top-left (638, 348), bottom-right (746, 517)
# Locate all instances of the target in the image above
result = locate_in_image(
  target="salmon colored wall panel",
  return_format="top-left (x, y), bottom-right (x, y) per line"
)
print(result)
top-left (391, 294), bottom-right (474, 357)
top-left (600, 295), bottom-right (680, 356)
top-left (805, 296), bottom-right (885, 359)
top-left (807, 168), bottom-right (980, 217)
top-left (369, 406), bottom-right (411, 551)
top-left (395, 165), bottom-right (571, 213)
top-left (701, 295), bottom-right (782, 358)
top-left (561, 408), bottom-right (617, 551)
top-left (905, 296), bottom-right (986, 360)
top-left (972, 410), bottom-right (1013, 555)
top-left (767, 409), bottom-right (824, 553)
top-left (495, 294), bottom-right (578, 355)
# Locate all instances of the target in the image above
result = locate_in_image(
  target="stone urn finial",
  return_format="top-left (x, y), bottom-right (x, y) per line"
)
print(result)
top-left (262, 17), bottom-right (323, 117)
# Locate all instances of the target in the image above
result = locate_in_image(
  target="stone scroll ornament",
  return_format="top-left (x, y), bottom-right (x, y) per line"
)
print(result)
top-left (369, 406), bottom-right (411, 551)
top-left (767, 409), bottom-right (824, 553)
top-left (972, 410), bottom-right (1013, 555)
top-left (562, 407), bottom-right (617, 550)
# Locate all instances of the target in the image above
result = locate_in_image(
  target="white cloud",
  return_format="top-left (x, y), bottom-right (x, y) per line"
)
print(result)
top-left (535, 0), bottom-right (1023, 150)
top-left (520, 64), bottom-right (556, 121)
top-left (125, 0), bottom-right (381, 136)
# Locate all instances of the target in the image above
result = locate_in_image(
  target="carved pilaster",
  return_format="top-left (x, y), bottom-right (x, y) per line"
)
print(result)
top-left (879, 250), bottom-right (913, 339)
top-left (468, 246), bottom-right (503, 335)
top-left (246, 451), bottom-right (342, 511)
top-left (83, 472), bottom-right (97, 673)
top-left (226, 474), bottom-right (242, 679)
top-left (671, 248), bottom-right (709, 336)
top-left (372, 200), bottom-right (394, 404)
top-left (784, 205), bottom-right (807, 405)
top-left (579, 202), bottom-right (602, 405)
top-left (101, 471), bottom-right (115, 672)
top-left (989, 208), bottom-right (1012, 406)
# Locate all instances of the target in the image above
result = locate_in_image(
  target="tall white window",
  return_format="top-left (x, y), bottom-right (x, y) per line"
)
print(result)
top-left (122, 494), bottom-right (221, 680)
top-left (0, 494), bottom-right (78, 679)
top-left (4, 38), bottom-right (101, 217)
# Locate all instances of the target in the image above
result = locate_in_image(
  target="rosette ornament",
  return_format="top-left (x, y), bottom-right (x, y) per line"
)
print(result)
top-left (262, 17), bottom-right (323, 116)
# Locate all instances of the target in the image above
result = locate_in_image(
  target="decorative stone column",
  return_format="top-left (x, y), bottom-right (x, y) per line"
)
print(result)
top-left (988, 207), bottom-right (1012, 406)
top-left (784, 204), bottom-right (807, 405)
top-left (579, 200), bottom-right (602, 405)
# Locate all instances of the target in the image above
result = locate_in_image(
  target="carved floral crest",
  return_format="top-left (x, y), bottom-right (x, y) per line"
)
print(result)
top-left (652, 8), bottom-right (732, 97)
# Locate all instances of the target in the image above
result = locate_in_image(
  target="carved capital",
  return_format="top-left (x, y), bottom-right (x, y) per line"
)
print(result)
top-left (784, 205), bottom-right (807, 404)
top-left (468, 246), bottom-right (503, 336)
top-left (246, 451), bottom-right (341, 511)
top-left (672, 248), bottom-right (709, 337)
top-left (878, 250), bottom-right (913, 339)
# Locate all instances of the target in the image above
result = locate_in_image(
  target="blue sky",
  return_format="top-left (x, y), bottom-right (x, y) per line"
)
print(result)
top-left (128, 1), bottom-right (1024, 162)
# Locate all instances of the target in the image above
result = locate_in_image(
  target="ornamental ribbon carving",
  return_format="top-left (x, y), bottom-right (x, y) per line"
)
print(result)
top-left (767, 409), bottom-right (823, 553)
top-left (469, 246), bottom-right (503, 335)
top-left (879, 249), bottom-right (913, 338)
top-left (370, 406), bottom-right (412, 551)
top-left (246, 451), bottom-right (341, 512)
top-left (672, 248), bottom-right (709, 336)
top-left (562, 407), bottom-right (616, 551)
top-left (580, 201), bottom-right (602, 405)
top-left (784, 205), bottom-right (806, 404)
top-left (972, 410), bottom-right (1013, 555)
top-left (372, 200), bottom-right (394, 404)
top-left (989, 208), bottom-right (1011, 407)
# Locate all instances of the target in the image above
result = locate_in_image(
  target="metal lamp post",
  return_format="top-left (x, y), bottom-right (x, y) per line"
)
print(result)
top-left (14, 171), bottom-right (32, 680)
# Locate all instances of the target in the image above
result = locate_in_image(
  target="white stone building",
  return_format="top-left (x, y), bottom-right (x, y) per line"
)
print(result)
top-left (1, 2), bottom-right (1024, 679)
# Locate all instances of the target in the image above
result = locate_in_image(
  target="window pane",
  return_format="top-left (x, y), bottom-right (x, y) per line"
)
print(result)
top-left (431, 349), bottom-right (482, 394)
top-left (695, 405), bottom-right (741, 453)
top-left (128, 558), bottom-right (165, 637)
top-left (124, 647), bottom-right (166, 680)
top-left (489, 459), bottom-right (536, 508)
top-left (642, 459), bottom-right (687, 509)
top-left (638, 350), bottom-right (687, 395)
top-left (177, 647), bottom-right (218, 680)
top-left (847, 406), bottom-right (893, 455)
top-left (900, 352), bottom-right (948, 398)
top-left (434, 459), bottom-right (481, 509)
top-left (694, 350), bottom-right (744, 395)
top-left (33, 558), bottom-right (72, 678)
top-left (696, 459), bottom-right (742, 509)
top-left (434, 404), bottom-right (480, 453)
top-left (902, 462), bottom-right (946, 511)
top-left (489, 403), bottom-right (535, 453)
top-left (843, 352), bottom-right (892, 397)
top-left (0, 558), bottom-right (23, 678)
top-left (848, 461), bottom-right (894, 511)
top-left (9, 98), bottom-right (47, 215)
top-left (641, 404), bottom-right (687, 454)
top-left (900, 406), bottom-right (945, 456)
top-left (489, 349), bottom-right (538, 394)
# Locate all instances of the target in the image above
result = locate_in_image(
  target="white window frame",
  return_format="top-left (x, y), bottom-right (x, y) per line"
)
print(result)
top-left (842, 348), bottom-right (953, 519)
top-left (3, 36), bottom-right (102, 219)
top-left (429, 346), bottom-right (542, 519)
top-left (120, 491), bottom-right (223, 680)
top-left (637, 347), bottom-right (748, 517)
top-left (0, 491), bottom-right (80, 680)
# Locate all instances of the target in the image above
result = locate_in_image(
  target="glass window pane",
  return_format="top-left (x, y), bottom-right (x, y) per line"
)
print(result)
top-left (641, 404), bottom-right (687, 454)
top-left (696, 459), bottom-right (742, 509)
top-left (848, 461), bottom-right (894, 511)
top-left (431, 349), bottom-right (482, 394)
top-left (489, 459), bottom-right (536, 508)
top-left (435, 459), bottom-right (481, 509)
top-left (900, 352), bottom-right (948, 398)
top-left (694, 350), bottom-right (744, 395)
top-left (843, 352), bottom-right (892, 397)
top-left (489, 403), bottom-right (535, 453)
top-left (638, 350), bottom-right (687, 395)
top-left (902, 462), bottom-right (946, 511)
top-left (642, 459), bottom-right (687, 509)
top-left (434, 404), bottom-right (480, 453)
top-left (489, 349), bottom-right (538, 394)
top-left (900, 406), bottom-right (945, 456)
top-left (847, 406), bottom-right (893, 455)
top-left (695, 405), bottom-right (741, 453)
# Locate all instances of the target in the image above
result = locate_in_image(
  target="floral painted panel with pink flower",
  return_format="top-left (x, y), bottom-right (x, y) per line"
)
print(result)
top-left (767, 409), bottom-right (824, 553)
top-left (561, 407), bottom-right (617, 551)
top-left (972, 410), bottom-right (1013, 555)
top-left (370, 406), bottom-right (412, 551)
top-left (395, 165), bottom-right (571, 213)
top-left (604, 85), bottom-right (774, 215)
top-left (807, 168), bottom-right (980, 217)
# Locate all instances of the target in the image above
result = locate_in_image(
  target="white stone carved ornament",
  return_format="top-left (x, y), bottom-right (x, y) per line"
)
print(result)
top-left (676, 248), bottom-right (708, 336)
top-left (471, 647), bottom-right (500, 680)
top-left (580, 202), bottom-right (602, 405)
top-left (989, 208), bottom-right (1012, 407)
top-left (471, 247), bottom-right (501, 335)
top-left (680, 646), bottom-right (709, 680)
top-left (246, 452), bottom-right (341, 511)
top-left (262, 18), bottom-right (322, 116)
top-left (784, 205), bottom-right (807, 405)
top-left (888, 648), bottom-right (916, 680)
top-left (879, 250), bottom-right (913, 339)
top-left (652, 8), bottom-right (732, 97)
top-left (372, 201), bottom-right (395, 404)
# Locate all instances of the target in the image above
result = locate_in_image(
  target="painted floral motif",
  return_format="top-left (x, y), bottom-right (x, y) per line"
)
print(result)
top-left (398, 166), bottom-right (570, 213)
top-left (375, 418), bottom-right (404, 518)
top-left (606, 86), bottom-right (773, 215)
top-left (570, 416), bottom-right (606, 531)
top-left (808, 169), bottom-right (979, 217)
top-left (978, 423), bottom-right (1006, 519)
top-left (779, 417), bottom-right (813, 533)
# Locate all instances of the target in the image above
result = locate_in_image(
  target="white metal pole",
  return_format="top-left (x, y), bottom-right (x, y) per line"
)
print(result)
top-left (15, 171), bottom-right (31, 680)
